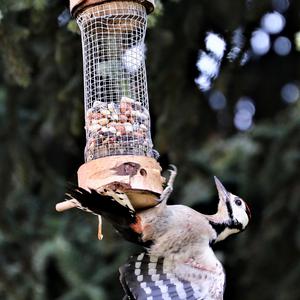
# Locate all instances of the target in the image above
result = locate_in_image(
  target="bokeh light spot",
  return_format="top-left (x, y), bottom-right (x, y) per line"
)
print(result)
top-left (196, 52), bottom-right (219, 77)
top-left (234, 111), bottom-right (253, 131)
top-left (234, 97), bottom-right (255, 131)
top-left (274, 36), bottom-right (291, 56)
top-left (261, 12), bottom-right (286, 34)
top-left (295, 32), bottom-right (300, 52)
top-left (195, 75), bottom-right (211, 91)
top-left (251, 30), bottom-right (270, 55)
top-left (272, 0), bottom-right (289, 13)
top-left (122, 43), bottom-right (145, 73)
top-left (205, 33), bottom-right (226, 59)
top-left (281, 83), bottom-right (299, 103)
top-left (209, 90), bottom-right (227, 110)
top-left (236, 97), bottom-right (256, 115)
top-left (228, 28), bottom-right (244, 62)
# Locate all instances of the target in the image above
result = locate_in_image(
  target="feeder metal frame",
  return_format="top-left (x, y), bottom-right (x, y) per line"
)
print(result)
top-left (70, 0), bottom-right (155, 16)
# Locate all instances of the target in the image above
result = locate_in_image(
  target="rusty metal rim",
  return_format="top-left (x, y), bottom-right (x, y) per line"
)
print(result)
top-left (70, 0), bottom-right (155, 17)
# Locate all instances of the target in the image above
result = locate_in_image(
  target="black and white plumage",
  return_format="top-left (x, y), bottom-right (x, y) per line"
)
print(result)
top-left (66, 166), bottom-right (251, 300)
top-left (120, 252), bottom-right (223, 300)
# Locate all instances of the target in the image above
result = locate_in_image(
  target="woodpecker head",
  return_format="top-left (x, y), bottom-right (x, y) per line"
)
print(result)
top-left (211, 176), bottom-right (251, 242)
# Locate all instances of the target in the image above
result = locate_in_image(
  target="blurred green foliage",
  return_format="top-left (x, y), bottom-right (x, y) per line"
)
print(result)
top-left (0, 0), bottom-right (300, 299)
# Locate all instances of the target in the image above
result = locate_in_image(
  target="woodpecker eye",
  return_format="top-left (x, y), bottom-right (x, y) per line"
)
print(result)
top-left (235, 199), bottom-right (242, 206)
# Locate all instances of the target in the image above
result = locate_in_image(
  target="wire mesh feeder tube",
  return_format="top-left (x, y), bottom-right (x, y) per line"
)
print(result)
top-left (76, 1), bottom-right (154, 162)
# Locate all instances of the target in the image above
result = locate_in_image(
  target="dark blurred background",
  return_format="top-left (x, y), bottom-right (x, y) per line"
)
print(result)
top-left (1, 0), bottom-right (300, 299)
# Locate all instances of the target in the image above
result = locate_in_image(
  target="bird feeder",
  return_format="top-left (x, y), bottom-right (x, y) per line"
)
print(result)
top-left (57, 0), bottom-right (164, 213)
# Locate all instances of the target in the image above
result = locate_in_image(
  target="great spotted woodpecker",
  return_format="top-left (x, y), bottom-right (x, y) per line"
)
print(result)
top-left (66, 166), bottom-right (251, 300)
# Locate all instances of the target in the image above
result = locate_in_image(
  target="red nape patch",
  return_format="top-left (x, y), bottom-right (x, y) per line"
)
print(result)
top-left (130, 215), bottom-right (143, 234)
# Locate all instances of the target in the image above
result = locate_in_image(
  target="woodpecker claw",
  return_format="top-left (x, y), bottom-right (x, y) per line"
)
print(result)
top-left (158, 165), bottom-right (178, 207)
top-left (167, 164), bottom-right (177, 186)
top-left (168, 164), bottom-right (177, 173)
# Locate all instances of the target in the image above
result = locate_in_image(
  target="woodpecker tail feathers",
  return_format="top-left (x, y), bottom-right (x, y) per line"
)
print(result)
top-left (120, 252), bottom-right (207, 300)
top-left (65, 186), bottom-right (147, 245)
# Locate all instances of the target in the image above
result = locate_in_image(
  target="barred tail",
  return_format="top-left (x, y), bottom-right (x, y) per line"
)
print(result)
top-left (119, 253), bottom-right (206, 300)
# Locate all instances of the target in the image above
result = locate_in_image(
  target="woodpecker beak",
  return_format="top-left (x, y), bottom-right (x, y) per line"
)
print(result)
top-left (214, 176), bottom-right (229, 203)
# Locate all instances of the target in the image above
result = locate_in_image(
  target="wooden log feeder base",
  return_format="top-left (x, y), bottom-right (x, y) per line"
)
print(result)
top-left (77, 155), bottom-right (165, 210)
top-left (56, 155), bottom-right (165, 211)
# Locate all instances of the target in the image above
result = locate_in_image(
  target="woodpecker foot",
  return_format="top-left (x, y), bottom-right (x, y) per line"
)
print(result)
top-left (159, 165), bottom-right (177, 204)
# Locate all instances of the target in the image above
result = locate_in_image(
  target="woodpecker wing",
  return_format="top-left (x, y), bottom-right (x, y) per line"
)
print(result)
top-left (66, 187), bottom-right (151, 246)
top-left (120, 252), bottom-right (210, 300)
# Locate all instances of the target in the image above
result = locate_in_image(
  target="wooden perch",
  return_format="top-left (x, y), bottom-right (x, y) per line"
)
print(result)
top-left (56, 200), bottom-right (78, 212)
